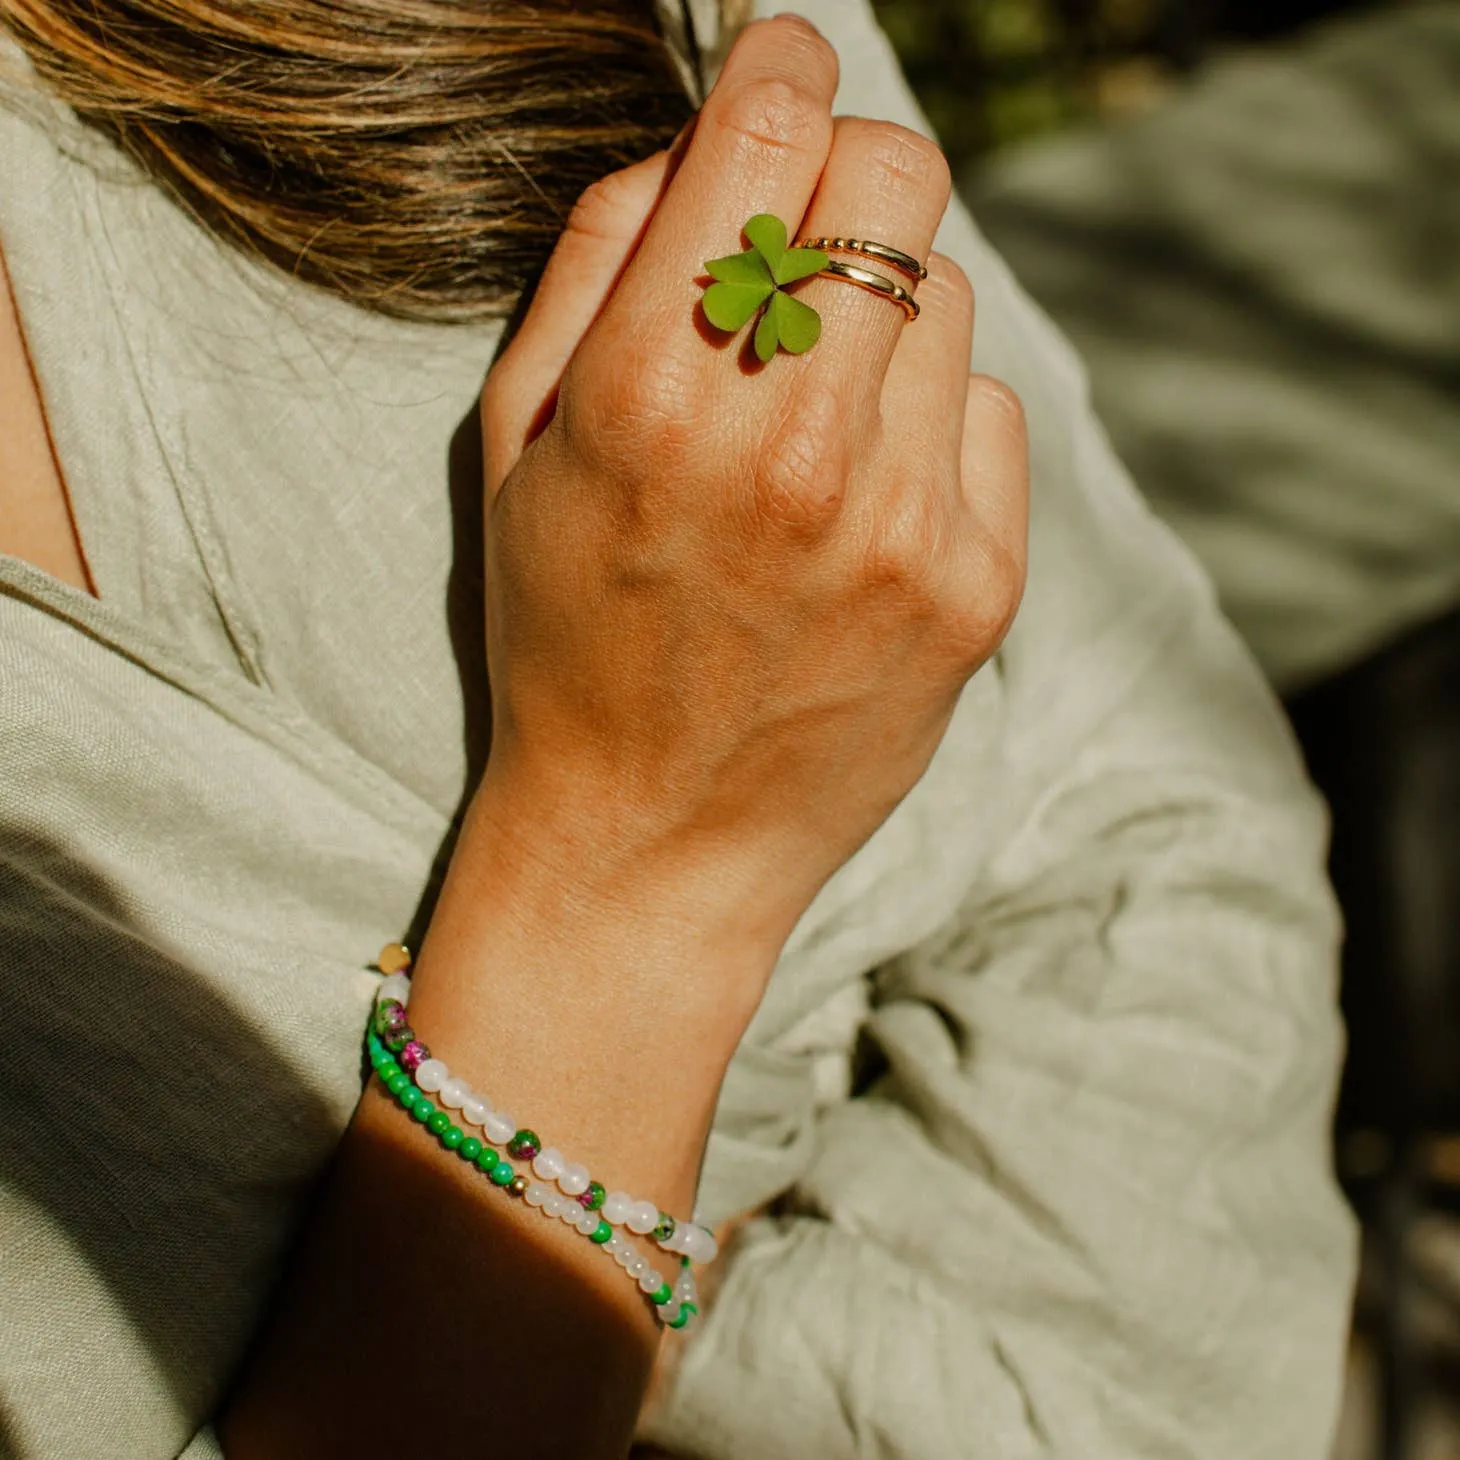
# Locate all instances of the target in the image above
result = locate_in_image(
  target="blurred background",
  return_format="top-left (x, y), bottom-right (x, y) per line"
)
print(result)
top-left (867, 1), bottom-right (1460, 1456)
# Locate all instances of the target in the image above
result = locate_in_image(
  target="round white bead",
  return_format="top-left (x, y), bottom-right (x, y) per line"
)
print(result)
top-left (659, 1302), bottom-right (681, 1326)
top-left (626, 1201), bottom-right (659, 1236)
top-left (413, 1059), bottom-right (448, 1093)
top-left (627, 1256), bottom-right (648, 1280)
top-left (604, 1237), bottom-right (626, 1257)
top-left (601, 1191), bottom-right (633, 1225)
top-left (438, 1077), bottom-right (470, 1109)
top-left (460, 1096), bottom-right (490, 1127)
top-left (680, 1225), bottom-right (716, 1264)
top-left (558, 1164), bottom-right (590, 1197)
top-left (638, 1268), bottom-right (664, 1295)
top-left (543, 1191), bottom-right (567, 1217)
top-left (377, 974), bottom-right (412, 1004)
top-left (482, 1112), bottom-right (516, 1145)
top-left (524, 1182), bottom-right (549, 1208)
top-left (614, 1244), bottom-right (635, 1267)
top-left (532, 1147), bottom-right (565, 1182)
top-left (560, 1202), bottom-right (583, 1225)
top-left (576, 1210), bottom-right (601, 1235)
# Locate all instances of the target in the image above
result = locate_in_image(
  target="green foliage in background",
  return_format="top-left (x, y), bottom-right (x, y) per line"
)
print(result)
top-left (870, 0), bottom-right (1167, 175)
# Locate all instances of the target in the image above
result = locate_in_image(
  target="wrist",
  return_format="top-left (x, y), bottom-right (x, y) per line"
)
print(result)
top-left (462, 765), bottom-right (803, 992)
top-left (386, 774), bottom-right (791, 1217)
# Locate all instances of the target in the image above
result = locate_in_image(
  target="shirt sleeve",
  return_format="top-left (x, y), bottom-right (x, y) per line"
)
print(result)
top-left (636, 4), bottom-right (1359, 1456)
top-left (642, 555), bottom-right (1357, 1458)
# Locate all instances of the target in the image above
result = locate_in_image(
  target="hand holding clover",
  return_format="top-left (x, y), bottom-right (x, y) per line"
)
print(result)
top-left (477, 14), bottom-right (1029, 967)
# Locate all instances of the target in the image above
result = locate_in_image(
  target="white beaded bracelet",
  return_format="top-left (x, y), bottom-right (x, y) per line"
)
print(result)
top-left (370, 964), bottom-right (712, 1327)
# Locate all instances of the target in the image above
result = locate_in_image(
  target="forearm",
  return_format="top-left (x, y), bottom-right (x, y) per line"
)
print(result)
top-left (220, 783), bottom-right (783, 1458)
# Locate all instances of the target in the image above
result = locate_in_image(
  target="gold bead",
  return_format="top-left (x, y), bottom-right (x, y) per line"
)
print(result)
top-left (508, 1175), bottom-right (529, 1197)
top-left (377, 942), bottom-right (412, 975)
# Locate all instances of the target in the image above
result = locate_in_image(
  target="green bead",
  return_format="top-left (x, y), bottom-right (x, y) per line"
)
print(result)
top-left (441, 1125), bottom-right (464, 1150)
top-left (372, 1000), bottom-right (405, 1037)
top-left (582, 1182), bottom-right (606, 1212)
top-left (488, 1161), bottom-right (515, 1187)
top-left (589, 1219), bottom-right (613, 1244)
top-left (459, 1137), bottom-right (483, 1162)
top-left (667, 1309), bottom-right (690, 1329)
top-left (426, 1110), bottom-right (450, 1136)
top-left (651, 1282), bottom-right (673, 1306)
top-left (411, 1098), bottom-right (435, 1124)
top-left (386, 1072), bottom-right (409, 1096)
top-left (680, 1302), bottom-right (698, 1319)
top-left (475, 1147), bottom-right (499, 1173)
top-left (652, 1213), bottom-right (675, 1243)
top-left (506, 1129), bottom-right (541, 1161)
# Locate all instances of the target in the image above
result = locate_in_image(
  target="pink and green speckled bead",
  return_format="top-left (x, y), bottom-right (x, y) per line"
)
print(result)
top-left (506, 1129), bottom-right (541, 1161)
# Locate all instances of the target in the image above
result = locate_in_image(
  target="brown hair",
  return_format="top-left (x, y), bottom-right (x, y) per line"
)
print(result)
top-left (0, 0), bottom-right (697, 320)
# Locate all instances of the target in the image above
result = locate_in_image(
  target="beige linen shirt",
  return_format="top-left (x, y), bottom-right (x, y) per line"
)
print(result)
top-left (0, 1), bottom-right (1356, 1456)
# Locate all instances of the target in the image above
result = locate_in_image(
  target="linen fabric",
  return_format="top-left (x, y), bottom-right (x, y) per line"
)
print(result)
top-left (972, 1), bottom-right (1460, 695)
top-left (0, 1), bottom-right (1356, 1456)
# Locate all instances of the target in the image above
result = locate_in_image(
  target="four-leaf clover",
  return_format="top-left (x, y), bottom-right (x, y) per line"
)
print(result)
top-left (702, 215), bottom-right (829, 363)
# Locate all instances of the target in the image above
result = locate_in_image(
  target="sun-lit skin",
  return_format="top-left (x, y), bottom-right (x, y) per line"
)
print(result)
top-left (4, 15), bottom-right (1028, 1457)
top-left (0, 252), bottom-right (91, 592)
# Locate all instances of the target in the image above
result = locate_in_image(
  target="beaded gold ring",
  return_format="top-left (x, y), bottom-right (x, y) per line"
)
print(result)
top-left (796, 235), bottom-right (929, 282)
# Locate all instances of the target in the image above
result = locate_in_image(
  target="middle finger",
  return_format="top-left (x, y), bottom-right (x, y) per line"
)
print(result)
top-left (788, 117), bottom-right (953, 396)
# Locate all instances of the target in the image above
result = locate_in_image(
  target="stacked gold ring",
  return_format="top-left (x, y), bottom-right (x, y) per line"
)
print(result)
top-left (798, 236), bottom-right (929, 282)
top-left (816, 261), bottom-right (920, 320)
top-left (796, 236), bottom-right (926, 321)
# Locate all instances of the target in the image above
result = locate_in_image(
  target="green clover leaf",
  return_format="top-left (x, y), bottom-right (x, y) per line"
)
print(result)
top-left (702, 213), bottom-right (829, 363)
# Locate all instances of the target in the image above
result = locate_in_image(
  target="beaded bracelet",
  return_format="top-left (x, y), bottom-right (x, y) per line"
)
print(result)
top-left (367, 946), bottom-right (711, 1329)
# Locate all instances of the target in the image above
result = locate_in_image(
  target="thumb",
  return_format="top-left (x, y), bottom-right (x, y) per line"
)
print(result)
top-left (482, 126), bottom-right (692, 495)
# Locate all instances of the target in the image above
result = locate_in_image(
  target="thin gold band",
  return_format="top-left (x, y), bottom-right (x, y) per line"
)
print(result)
top-left (815, 260), bottom-right (920, 321)
top-left (798, 236), bottom-right (929, 282)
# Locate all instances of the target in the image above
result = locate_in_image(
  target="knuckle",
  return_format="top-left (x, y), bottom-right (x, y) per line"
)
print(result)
top-left (565, 167), bottom-right (644, 244)
top-left (861, 494), bottom-right (946, 606)
top-left (854, 120), bottom-right (951, 197)
top-left (711, 72), bottom-right (830, 161)
top-left (753, 400), bottom-right (850, 538)
top-left (968, 373), bottom-right (1027, 442)
top-left (740, 15), bottom-right (839, 89)
top-left (920, 253), bottom-right (974, 314)
top-left (569, 334), bottom-right (698, 462)
top-left (947, 535), bottom-right (1027, 663)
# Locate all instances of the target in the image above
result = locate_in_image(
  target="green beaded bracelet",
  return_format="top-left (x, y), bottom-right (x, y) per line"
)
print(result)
top-left (365, 1011), bottom-right (702, 1330)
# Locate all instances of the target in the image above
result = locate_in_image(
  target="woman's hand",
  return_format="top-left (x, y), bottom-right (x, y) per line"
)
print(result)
top-left (223, 21), bottom-right (1028, 1458)
top-left (475, 14), bottom-right (1029, 1004)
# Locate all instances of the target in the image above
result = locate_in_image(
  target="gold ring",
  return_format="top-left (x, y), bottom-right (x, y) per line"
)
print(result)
top-left (798, 236), bottom-right (928, 282)
top-left (815, 260), bottom-right (920, 321)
